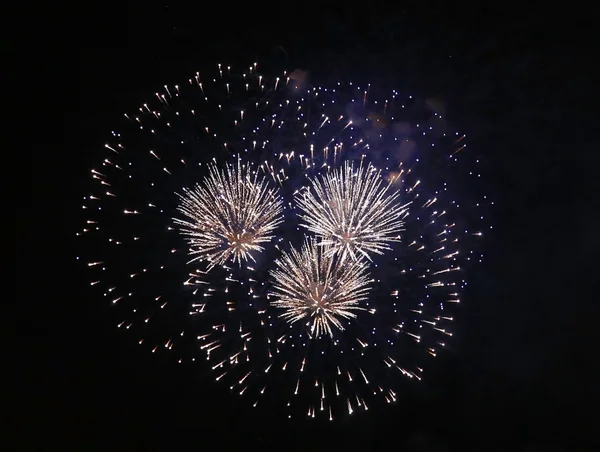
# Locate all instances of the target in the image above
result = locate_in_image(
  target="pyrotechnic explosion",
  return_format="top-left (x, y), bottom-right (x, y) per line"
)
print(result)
top-left (296, 160), bottom-right (410, 262)
top-left (78, 60), bottom-right (489, 419)
top-left (269, 237), bottom-right (372, 338)
top-left (174, 159), bottom-right (283, 269)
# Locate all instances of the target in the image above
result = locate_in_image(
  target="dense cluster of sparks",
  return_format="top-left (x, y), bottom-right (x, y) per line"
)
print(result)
top-left (269, 238), bottom-right (372, 338)
top-left (174, 159), bottom-right (283, 269)
top-left (296, 161), bottom-right (410, 262)
top-left (79, 60), bottom-right (489, 420)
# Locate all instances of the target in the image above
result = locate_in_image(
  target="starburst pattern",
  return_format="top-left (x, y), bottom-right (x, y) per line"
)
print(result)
top-left (296, 161), bottom-right (410, 262)
top-left (269, 238), bottom-right (372, 338)
top-left (78, 61), bottom-right (489, 420)
top-left (174, 159), bottom-right (283, 269)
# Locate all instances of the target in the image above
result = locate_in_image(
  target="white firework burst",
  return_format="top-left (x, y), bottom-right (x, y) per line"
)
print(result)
top-left (269, 237), bottom-right (373, 338)
top-left (174, 159), bottom-right (284, 269)
top-left (296, 160), bottom-right (410, 262)
top-left (80, 59), bottom-right (488, 419)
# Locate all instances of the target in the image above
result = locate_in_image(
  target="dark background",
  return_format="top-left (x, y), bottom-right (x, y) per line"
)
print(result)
top-left (19, 3), bottom-right (597, 450)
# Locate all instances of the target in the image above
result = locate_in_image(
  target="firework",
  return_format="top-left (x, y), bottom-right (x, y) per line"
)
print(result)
top-left (269, 237), bottom-right (372, 338)
top-left (174, 159), bottom-right (283, 269)
top-left (296, 160), bottom-right (410, 262)
top-left (79, 61), bottom-right (489, 420)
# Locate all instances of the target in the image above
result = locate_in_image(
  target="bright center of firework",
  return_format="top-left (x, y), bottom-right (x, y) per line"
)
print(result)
top-left (308, 282), bottom-right (328, 308)
top-left (174, 159), bottom-right (284, 269)
top-left (227, 230), bottom-right (254, 251)
top-left (269, 238), bottom-right (372, 338)
top-left (339, 231), bottom-right (355, 244)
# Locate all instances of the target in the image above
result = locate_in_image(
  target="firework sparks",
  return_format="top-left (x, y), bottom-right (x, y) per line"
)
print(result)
top-left (269, 237), bottom-right (372, 338)
top-left (296, 161), bottom-right (410, 262)
top-left (80, 60), bottom-right (489, 419)
top-left (174, 159), bottom-right (284, 269)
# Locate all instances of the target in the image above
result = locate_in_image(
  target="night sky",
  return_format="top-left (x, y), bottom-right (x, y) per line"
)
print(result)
top-left (19, 3), bottom-right (597, 451)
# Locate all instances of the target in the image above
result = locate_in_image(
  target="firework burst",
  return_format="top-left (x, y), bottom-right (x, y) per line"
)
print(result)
top-left (296, 160), bottom-right (410, 262)
top-left (174, 159), bottom-right (283, 269)
top-left (269, 237), bottom-right (372, 338)
top-left (79, 60), bottom-right (489, 420)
